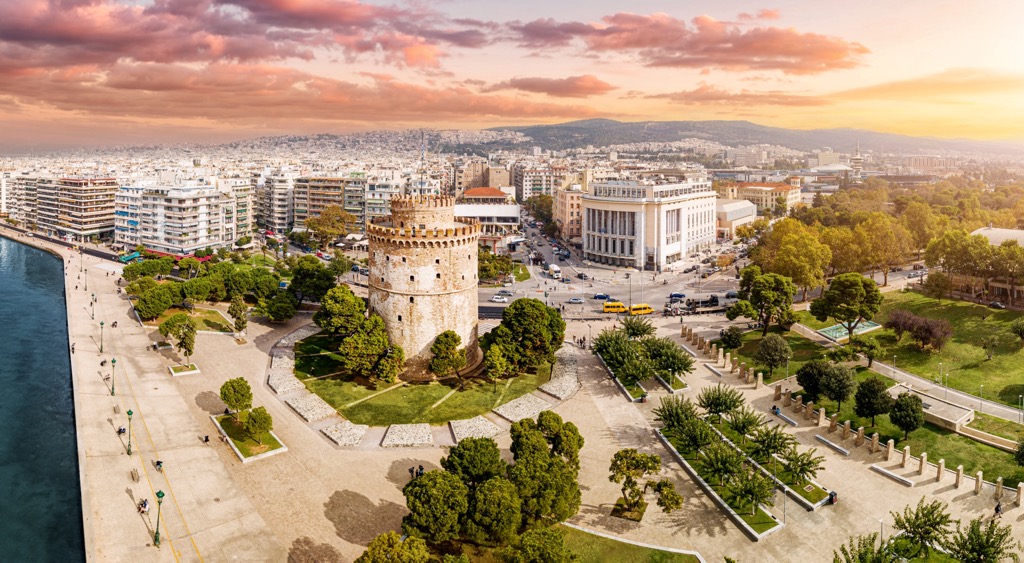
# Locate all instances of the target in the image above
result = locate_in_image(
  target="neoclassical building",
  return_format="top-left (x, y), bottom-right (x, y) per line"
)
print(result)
top-left (366, 195), bottom-right (481, 380)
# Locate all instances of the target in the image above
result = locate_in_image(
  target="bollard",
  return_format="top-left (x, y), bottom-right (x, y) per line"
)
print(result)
top-left (918, 452), bottom-right (927, 475)
top-left (937, 459), bottom-right (944, 482)
top-left (755, 372), bottom-right (763, 389)
top-left (901, 446), bottom-right (910, 468)
top-left (830, 414), bottom-right (839, 433)
top-left (1017, 483), bottom-right (1023, 506)
top-left (855, 427), bottom-right (865, 446)
top-left (995, 476), bottom-right (1003, 500)
top-left (842, 420), bottom-right (851, 439)
top-left (818, 408), bottom-right (827, 427)
top-left (804, 401), bottom-right (815, 420)
top-left (783, 393), bottom-right (792, 407)
top-left (718, 347), bottom-right (725, 367)
top-left (774, 383), bottom-right (782, 401)
top-left (870, 433), bottom-right (879, 453)
top-left (956, 466), bottom-right (964, 488)
top-left (886, 439), bottom-right (895, 461)
top-left (975, 471), bottom-right (983, 495)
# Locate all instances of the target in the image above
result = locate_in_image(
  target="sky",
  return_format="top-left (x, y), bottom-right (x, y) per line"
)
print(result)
top-left (1, 0), bottom-right (1023, 149)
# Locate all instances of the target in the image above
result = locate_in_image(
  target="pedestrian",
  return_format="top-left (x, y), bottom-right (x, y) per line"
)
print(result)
top-left (418, 465), bottom-right (424, 477)
top-left (995, 501), bottom-right (1002, 519)
top-left (71, 343), bottom-right (75, 354)
top-left (409, 467), bottom-right (415, 479)
top-left (204, 435), bottom-right (210, 444)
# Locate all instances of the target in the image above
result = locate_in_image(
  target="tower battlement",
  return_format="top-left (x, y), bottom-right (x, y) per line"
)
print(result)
top-left (389, 195), bottom-right (455, 210)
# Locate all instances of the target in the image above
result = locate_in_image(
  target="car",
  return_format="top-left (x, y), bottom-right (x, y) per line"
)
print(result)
top-left (358, 267), bottom-right (369, 275)
top-left (669, 297), bottom-right (684, 304)
top-left (497, 289), bottom-right (514, 296)
top-left (725, 291), bottom-right (738, 299)
top-left (350, 264), bottom-right (360, 272)
top-left (490, 295), bottom-right (509, 303)
top-left (561, 277), bottom-right (570, 283)
top-left (568, 297), bottom-right (584, 304)
top-left (890, 266), bottom-right (903, 272)
top-left (907, 271), bottom-right (920, 279)
top-left (670, 292), bottom-right (685, 299)
top-left (576, 272), bottom-right (589, 280)
top-left (989, 301), bottom-right (1006, 309)
top-left (913, 263), bottom-right (926, 270)
top-left (593, 293), bottom-right (609, 300)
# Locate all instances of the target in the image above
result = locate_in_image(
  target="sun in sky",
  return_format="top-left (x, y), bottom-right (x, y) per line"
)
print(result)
top-left (0, 0), bottom-right (1022, 148)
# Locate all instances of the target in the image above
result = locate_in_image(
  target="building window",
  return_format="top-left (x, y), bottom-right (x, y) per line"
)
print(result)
top-left (410, 275), bottom-right (415, 281)
top-left (402, 257), bottom-right (406, 262)
top-left (435, 259), bottom-right (440, 264)
top-left (397, 315), bottom-right (402, 321)
top-left (410, 297), bottom-right (414, 303)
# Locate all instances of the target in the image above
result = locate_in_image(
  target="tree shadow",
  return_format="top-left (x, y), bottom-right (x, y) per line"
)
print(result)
top-left (195, 391), bottom-right (227, 415)
top-left (323, 490), bottom-right (408, 546)
top-left (287, 536), bottom-right (343, 563)
top-left (385, 459), bottom-right (440, 489)
top-left (997, 384), bottom-right (1024, 405)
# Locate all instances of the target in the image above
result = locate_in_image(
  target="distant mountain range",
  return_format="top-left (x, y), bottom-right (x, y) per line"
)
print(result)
top-left (485, 119), bottom-right (1024, 156)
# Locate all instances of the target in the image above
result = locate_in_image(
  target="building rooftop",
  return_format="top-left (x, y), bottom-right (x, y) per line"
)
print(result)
top-left (462, 187), bottom-right (508, 198)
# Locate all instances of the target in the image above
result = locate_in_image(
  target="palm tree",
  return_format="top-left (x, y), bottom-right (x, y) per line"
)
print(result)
top-left (731, 467), bottom-right (775, 516)
top-left (619, 316), bottom-right (656, 340)
top-left (750, 425), bottom-right (796, 473)
top-left (699, 443), bottom-right (744, 487)
top-left (727, 406), bottom-right (764, 444)
top-left (781, 447), bottom-right (825, 486)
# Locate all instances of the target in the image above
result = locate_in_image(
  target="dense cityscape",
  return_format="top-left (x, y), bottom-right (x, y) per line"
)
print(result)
top-left (2, 1), bottom-right (1024, 562)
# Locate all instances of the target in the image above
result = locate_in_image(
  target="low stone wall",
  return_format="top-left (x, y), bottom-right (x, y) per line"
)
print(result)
top-left (957, 425), bottom-right (1017, 454)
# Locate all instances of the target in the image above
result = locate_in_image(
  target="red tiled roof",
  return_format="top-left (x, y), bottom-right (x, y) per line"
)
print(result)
top-left (463, 187), bottom-right (508, 198)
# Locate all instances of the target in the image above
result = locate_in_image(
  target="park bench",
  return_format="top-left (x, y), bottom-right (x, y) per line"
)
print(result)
top-left (815, 434), bottom-right (851, 456)
top-left (870, 464), bottom-right (914, 487)
top-left (705, 364), bottom-right (723, 377)
top-left (773, 411), bottom-right (798, 427)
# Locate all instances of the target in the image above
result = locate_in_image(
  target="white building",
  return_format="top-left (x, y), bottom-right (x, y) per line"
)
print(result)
top-left (581, 173), bottom-right (716, 271)
top-left (453, 203), bottom-right (521, 253)
top-left (256, 169), bottom-right (297, 235)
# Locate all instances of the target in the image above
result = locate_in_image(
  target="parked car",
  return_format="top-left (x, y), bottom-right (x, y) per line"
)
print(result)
top-left (568, 297), bottom-right (584, 304)
top-left (670, 292), bottom-right (686, 299)
top-left (890, 266), bottom-right (903, 272)
top-left (576, 272), bottom-right (589, 280)
top-left (593, 293), bottom-right (610, 300)
top-left (913, 264), bottom-right (926, 270)
top-left (497, 289), bottom-right (514, 296)
top-left (990, 301), bottom-right (1006, 309)
top-left (490, 295), bottom-right (509, 303)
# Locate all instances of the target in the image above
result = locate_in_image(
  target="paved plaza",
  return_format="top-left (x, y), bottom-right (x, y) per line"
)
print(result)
top-left (24, 229), bottom-right (1024, 562)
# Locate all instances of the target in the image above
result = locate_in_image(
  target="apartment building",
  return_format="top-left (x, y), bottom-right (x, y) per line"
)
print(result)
top-left (714, 182), bottom-right (801, 215)
top-left (256, 169), bottom-right (297, 235)
top-left (365, 180), bottom-right (403, 223)
top-left (512, 163), bottom-right (570, 201)
top-left (485, 165), bottom-right (510, 189)
top-left (553, 185), bottom-right (584, 240)
top-left (115, 181), bottom-right (250, 255)
top-left (0, 171), bottom-right (11, 216)
top-left (293, 174), bottom-right (368, 229)
top-left (37, 177), bottom-right (119, 242)
top-left (451, 158), bottom-right (487, 198)
top-left (582, 173), bottom-right (716, 271)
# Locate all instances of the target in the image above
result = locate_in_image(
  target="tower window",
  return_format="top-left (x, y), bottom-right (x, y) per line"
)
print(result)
top-left (386, 256), bottom-right (389, 261)
top-left (381, 277), bottom-right (385, 282)
top-left (436, 273), bottom-right (441, 279)
top-left (397, 315), bottom-right (402, 322)
top-left (410, 275), bottom-right (415, 281)
top-left (409, 297), bottom-right (414, 303)
top-left (435, 259), bottom-right (440, 264)
top-left (402, 257), bottom-right (406, 262)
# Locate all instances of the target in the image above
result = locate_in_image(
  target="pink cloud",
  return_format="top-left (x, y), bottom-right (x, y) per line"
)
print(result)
top-left (737, 9), bottom-right (781, 21)
top-left (487, 75), bottom-right (616, 98)
top-left (648, 84), bottom-right (828, 106)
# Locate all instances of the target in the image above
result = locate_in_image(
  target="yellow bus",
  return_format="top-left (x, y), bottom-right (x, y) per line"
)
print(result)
top-left (603, 301), bottom-right (627, 313)
top-left (629, 304), bottom-right (654, 316)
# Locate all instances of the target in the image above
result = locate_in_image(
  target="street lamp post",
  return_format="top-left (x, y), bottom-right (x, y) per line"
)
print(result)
top-left (99, 321), bottom-right (105, 354)
top-left (126, 409), bottom-right (133, 455)
top-left (626, 273), bottom-right (632, 308)
top-left (1019, 395), bottom-right (1022, 424)
top-left (892, 356), bottom-right (897, 379)
top-left (979, 385), bottom-right (983, 413)
top-left (154, 490), bottom-right (165, 547)
top-left (110, 358), bottom-right (116, 396)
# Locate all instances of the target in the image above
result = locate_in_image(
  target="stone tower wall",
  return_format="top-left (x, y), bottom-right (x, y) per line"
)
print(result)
top-left (367, 199), bottom-right (481, 380)
top-left (389, 195), bottom-right (457, 231)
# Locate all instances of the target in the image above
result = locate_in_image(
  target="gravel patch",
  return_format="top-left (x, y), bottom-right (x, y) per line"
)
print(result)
top-left (381, 423), bottom-right (434, 447)
top-left (493, 394), bottom-right (550, 423)
top-left (267, 368), bottom-right (305, 394)
top-left (270, 353), bottom-right (295, 370)
top-left (277, 325), bottom-right (321, 348)
top-left (285, 394), bottom-right (337, 422)
top-left (540, 346), bottom-right (580, 400)
top-left (449, 416), bottom-right (502, 442)
top-left (321, 421), bottom-right (369, 447)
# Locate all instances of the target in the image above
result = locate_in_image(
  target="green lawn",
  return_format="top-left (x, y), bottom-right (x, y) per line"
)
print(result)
top-left (144, 307), bottom-right (232, 332)
top-left (905, 422), bottom-right (1024, 488)
top-left (967, 412), bottom-right (1024, 441)
top-left (729, 326), bottom-right (828, 383)
top-left (169, 363), bottom-right (199, 373)
top-left (873, 292), bottom-right (1024, 408)
top-left (296, 333), bottom-right (552, 425)
top-left (794, 311), bottom-right (833, 331)
top-left (216, 413), bottom-right (283, 458)
top-left (664, 430), bottom-right (781, 534)
top-left (559, 525), bottom-right (699, 563)
top-left (618, 377), bottom-right (647, 399)
top-left (513, 263), bottom-right (531, 282)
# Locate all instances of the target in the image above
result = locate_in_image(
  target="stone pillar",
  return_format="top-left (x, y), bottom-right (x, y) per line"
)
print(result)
top-left (718, 347), bottom-right (725, 367)
top-left (805, 401), bottom-right (815, 420)
top-left (842, 420), bottom-right (851, 439)
top-left (755, 372), bottom-right (763, 389)
top-left (901, 446), bottom-right (911, 468)
top-left (739, 362), bottom-right (747, 380)
top-left (830, 414), bottom-right (839, 433)
top-left (855, 427), bottom-right (865, 446)
top-left (955, 466), bottom-right (964, 488)
top-left (783, 392), bottom-right (792, 407)
top-left (746, 370), bottom-right (754, 384)
top-left (794, 395), bottom-right (804, 412)
top-left (1017, 483), bottom-right (1023, 506)
top-left (774, 383), bottom-right (782, 401)
top-left (975, 471), bottom-right (984, 495)
top-left (918, 452), bottom-right (927, 475)
top-left (681, 325), bottom-right (686, 337)
top-left (886, 439), bottom-right (895, 461)
top-left (818, 408), bottom-right (827, 427)
top-left (711, 343), bottom-right (717, 358)
top-left (731, 357), bottom-right (739, 374)
top-left (686, 327), bottom-right (693, 342)
top-left (937, 459), bottom-right (944, 482)
top-left (870, 433), bottom-right (879, 453)
top-left (995, 477), bottom-right (1003, 500)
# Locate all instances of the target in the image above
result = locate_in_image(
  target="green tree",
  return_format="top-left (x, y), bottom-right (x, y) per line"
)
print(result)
top-left (1016, 436), bottom-right (1024, 467)
top-left (484, 344), bottom-right (513, 390)
top-left (944, 517), bottom-right (1022, 563)
top-left (854, 376), bottom-right (893, 426)
top-left (536, 411), bottom-right (585, 471)
top-left (890, 498), bottom-right (954, 558)
top-left (856, 214), bottom-right (914, 286)
top-left (719, 326), bottom-right (744, 350)
top-left (125, 276), bottom-right (159, 296)
top-left (228, 295), bottom-right (248, 335)
top-left (750, 424), bottom-right (795, 473)
top-left (223, 267), bottom-right (254, 298)
top-left (1011, 318), bottom-right (1024, 344)
top-left (901, 201), bottom-right (940, 258)
top-left (810, 273), bottom-right (885, 342)
top-left (135, 286), bottom-right (174, 320)
top-left (677, 418), bottom-right (715, 455)
top-left (522, 195), bottom-right (554, 224)
top-left (290, 255), bottom-right (336, 305)
top-left (338, 315), bottom-right (405, 386)
top-left (641, 337), bottom-right (694, 380)
top-left (304, 205), bottom-right (356, 249)
top-left (244, 406), bottom-right (273, 444)
top-left (921, 271), bottom-right (953, 299)
top-left (821, 226), bottom-right (863, 276)
top-left (262, 289), bottom-right (297, 323)
top-left (773, 227), bottom-right (832, 301)
top-left (821, 363), bottom-right (856, 411)
top-left (608, 449), bottom-right (683, 515)
top-left (486, 298), bottom-right (565, 373)
top-left (402, 470), bottom-right (469, 543)
top-left (496, 527), bottom-right (575, 563)
top-left (250, 268), bottom-right (281, 301)
top-left (726, 267), bottom-right (797, 336)
top-left (619, 316), bottom-right (655, 339)
top-left (356, 531), bottom-right (430, 563)
top-left (507, 415), bottom-right (581, 526)
top-left (464, 477), bottom-right (522, 547)
top-left (313, 285), bottom-right (366, 335)
top-left (653, 395), bottom-right (698, 432)
top-left (890, 392), bottom-right (925, 440)
top-left (696, 383), bottom-right (745, 423)
top-left (781, 447), bottom-right (825, 486)
top-left (441, 437), bottom-right (507, 488)
top-left (727, 406), bottom-right (764, 444)
top-left (755, 333), bottom-right (792, 377)
top-left (796, 359), bottom-right (831, 403)
top-left (832, 533), bottom-right (897, 563)
top-left (993, 240), bottom-right (1024, 307)
top-left (853, 337), bottom-right (883, 367)
top-left (220, 377), bottom-right (253, 419)
top-left (731, 467), bottom-right (774, 516)
top-left (158, 312), bottom-right (197, 365)
top-left (698, 442), bottom-right (744, 486)
top-left (429, 330), bottom-right (467, 380)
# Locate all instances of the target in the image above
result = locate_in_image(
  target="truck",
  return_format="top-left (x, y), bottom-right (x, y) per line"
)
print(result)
top-left (548, 264), bottom-right (561, 279)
